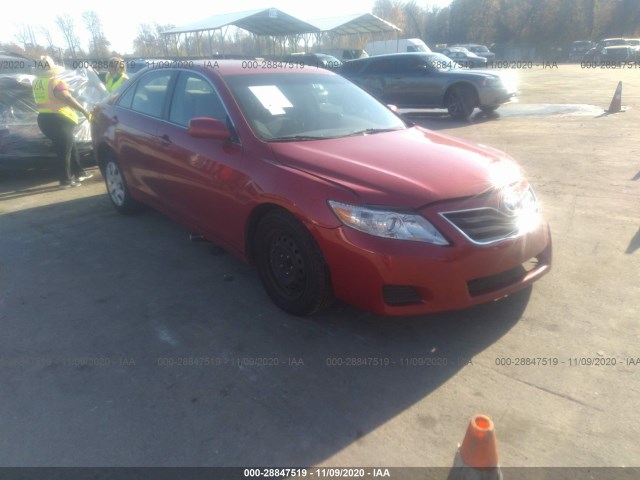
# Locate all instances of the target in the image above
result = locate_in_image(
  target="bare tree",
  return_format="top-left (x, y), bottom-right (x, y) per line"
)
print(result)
top-left (38, 25), bottom-right (64, 57)
top-left (82, 11), bottom-right (111, 57)
top-left (56, 14), bottom-right (81, 59)
top-left (403, 1), bottom-right (426, 39)
top-left (373, 0), bottom-right (405, 32)
top-left (133, 23), bottom-right (175, 57)
top-left (14, 24), bottom-right (37, 51)
top-left (40, 26), bottom-right (56, 50)
top-left (0, 42), bottom-right (25, 55)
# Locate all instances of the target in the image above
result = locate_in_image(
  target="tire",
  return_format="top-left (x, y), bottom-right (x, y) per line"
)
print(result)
top-left (254, 210), bottom-right (333, 316)
top-left (103, 153), bottom-right (140, 214)
top-left (446, 85), bottom-right (477, 120)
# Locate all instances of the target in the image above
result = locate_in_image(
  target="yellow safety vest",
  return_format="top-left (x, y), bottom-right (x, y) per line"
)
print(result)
top-left (33, 77), bottom-right (79, 124)
top-left (105, 72), bottom-right (128, 92)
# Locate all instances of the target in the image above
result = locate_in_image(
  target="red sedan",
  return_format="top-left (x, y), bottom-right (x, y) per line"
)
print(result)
top-left (91, 61), bottom-right (551, 316)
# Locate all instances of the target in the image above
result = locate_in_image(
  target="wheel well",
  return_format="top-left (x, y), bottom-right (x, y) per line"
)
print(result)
top-left (444, 82), bottom-right (479, 106)
top-left (96, 143), bottom-right (116, 172)
top-left (245, 204), bottom-right (292, 265)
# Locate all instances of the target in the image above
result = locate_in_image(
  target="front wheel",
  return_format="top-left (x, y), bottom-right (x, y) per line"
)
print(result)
top-left (254, 211), bottom-right (333, 316)
top-left (446, 85), bottom-right (477, 120)
top-left (103, 154), bottom-right (140, 214)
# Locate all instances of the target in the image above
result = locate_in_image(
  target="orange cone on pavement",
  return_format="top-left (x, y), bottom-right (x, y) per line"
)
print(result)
top-left (607, 81), bottom-right (622, 113)
top-left (448, 415), bottom-right (503, 480)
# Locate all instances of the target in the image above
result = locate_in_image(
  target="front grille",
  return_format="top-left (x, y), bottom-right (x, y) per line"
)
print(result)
top-left (382, 285), bottom-right (422, 306)
top-left (440, 208), bottom-right (517, 244)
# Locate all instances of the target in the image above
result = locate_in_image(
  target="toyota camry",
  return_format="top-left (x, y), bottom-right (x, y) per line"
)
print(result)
top-left (91, 61), bottom-right (551, 316)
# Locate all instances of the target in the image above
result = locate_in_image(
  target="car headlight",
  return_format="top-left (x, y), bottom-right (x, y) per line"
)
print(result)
top-left (501, 182), bottom-right (540, 233)
top-left (328, 201), bottom-right (449, 245)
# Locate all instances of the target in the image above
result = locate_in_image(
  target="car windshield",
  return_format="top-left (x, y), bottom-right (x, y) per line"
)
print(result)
top-left (424, 53), bottom-right (462, 71)
top-left (224, 73), bottom-right (407, 141)
top-left (407, 44), bottom-right (429, 53)
top-left (605, 39), bottom-right (627, 46)
top-left (470, 46), bottom-right (489, 53)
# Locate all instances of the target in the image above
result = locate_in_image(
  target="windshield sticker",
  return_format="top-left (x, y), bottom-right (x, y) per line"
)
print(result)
top-left (249, 85), bottom-right (292, 115)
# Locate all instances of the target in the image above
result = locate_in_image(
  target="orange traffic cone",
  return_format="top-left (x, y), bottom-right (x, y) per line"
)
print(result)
top-left (607, 81), bottom-right (623, 113)
top-left (448, 415), bottom-right (503, 480)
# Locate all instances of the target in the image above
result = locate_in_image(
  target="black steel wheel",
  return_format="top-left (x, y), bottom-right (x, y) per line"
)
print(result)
top-left (255, 210), bottom-right (332, 316)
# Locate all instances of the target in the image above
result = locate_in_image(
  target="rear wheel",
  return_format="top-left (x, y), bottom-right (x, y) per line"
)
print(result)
top-left (254, 211), bottom-right (332, 316)
top-left (446, 85), bottom-right (477, 120)
top-left (103, 153), bottom-right (140, 214)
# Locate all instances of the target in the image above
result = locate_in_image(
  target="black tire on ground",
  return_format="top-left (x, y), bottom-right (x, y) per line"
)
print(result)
top-left (446, 85), bottom-right (477, 120)
top-left (102, 153), bottom-right (141, 214)
top-left (254, 210), bottom-right (333, 316)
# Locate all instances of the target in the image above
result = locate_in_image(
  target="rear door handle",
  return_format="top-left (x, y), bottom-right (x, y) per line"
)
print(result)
top-left (159, 134), bottom-right (172, 148)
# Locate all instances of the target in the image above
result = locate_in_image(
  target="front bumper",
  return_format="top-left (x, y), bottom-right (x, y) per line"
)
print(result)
top-left (312, 201), bottom-right (551, 316)
top-left (478, 86), bottom-right (516, 108)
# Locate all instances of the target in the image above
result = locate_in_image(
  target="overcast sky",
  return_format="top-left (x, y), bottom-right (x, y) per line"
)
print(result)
top-left (1, 0), bottom-right (454, 54)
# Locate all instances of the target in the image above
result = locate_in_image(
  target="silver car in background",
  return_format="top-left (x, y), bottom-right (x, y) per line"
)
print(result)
top-left (340, 52), bottom-right (516, 120)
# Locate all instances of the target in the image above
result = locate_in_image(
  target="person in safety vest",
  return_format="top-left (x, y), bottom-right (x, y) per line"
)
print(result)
top-left (32, 56), bottom-right (93, 188)
top-left (104, 56), bottom-right (128, 92)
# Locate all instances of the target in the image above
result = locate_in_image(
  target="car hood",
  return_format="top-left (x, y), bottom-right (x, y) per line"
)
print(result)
top-left (269, 127), bottom-right (523, 208)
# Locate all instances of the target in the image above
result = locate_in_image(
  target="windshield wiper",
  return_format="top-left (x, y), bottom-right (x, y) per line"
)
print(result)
top-left (343, 128), bottom-right (403, 137)
top-left (268, 135), bottom-right (328, 142)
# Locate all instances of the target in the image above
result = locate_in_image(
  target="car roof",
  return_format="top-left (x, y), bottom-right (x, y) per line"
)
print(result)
top-left (135, 59), bottom-right (337, 77)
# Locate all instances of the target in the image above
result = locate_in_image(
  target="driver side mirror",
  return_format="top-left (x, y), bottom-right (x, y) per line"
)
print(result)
top-left (188, 117), bottom-right (231, 140)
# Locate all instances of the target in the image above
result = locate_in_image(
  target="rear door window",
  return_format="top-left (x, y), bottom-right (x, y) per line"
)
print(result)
top-left (129, 71), bottom-right (173, 118)
top-left (394, 56), bottom-right (430, 74)
top-left (363, 58), bottom-right (394, 74)
top-left (340, 60), bottom-right (364, 74)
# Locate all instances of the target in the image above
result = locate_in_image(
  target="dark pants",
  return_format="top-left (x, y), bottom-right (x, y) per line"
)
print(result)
top-left (37, 113), bottom-right (82, 183)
